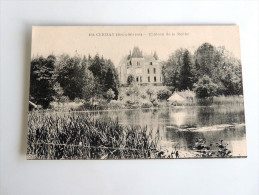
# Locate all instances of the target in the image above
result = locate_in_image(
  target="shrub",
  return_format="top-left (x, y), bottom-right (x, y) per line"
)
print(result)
top-left (193, 75), bottom-right (218, 98)
top-left (152, 99), bottom-right (159, 107)
top-left (126, 100), bottom-right (135, 105)
top-left (126, 89), bottom-right (131, 96)
top-left (139, 99), bottom-right (153, 108)
top-left (74, 97), bottom-right (81, 103)
top-left (141, 102), bottom-right (153, 108)
top-left (146, 88), bottom-right (155, 99)
top-left (107, 100), bottom-right (123, 109)
top-left (127, 75), bottom-right (135, 85)
top-left (105, 88), bottom-right (115, 102)
top-left (141, 94), bottom-right (147, 99)
top-left (60, 96), bottom-right (70, 103)
top-left (119, 95), bottom-right (124, 101)
top-left (157, 89), bottom-right (172, 101)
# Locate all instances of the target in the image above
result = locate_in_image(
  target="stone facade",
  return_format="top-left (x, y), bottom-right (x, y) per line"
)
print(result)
top-left (117, 48), bottom-right (163, 86)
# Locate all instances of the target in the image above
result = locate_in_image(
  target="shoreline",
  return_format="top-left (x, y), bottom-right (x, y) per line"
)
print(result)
top-left (29, 101), bottom-right (244, 114)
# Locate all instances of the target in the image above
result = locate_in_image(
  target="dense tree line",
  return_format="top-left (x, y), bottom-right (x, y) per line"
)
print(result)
top-left (162, 43), bottom-right (243, 98)
top-left (30, 54), bottom-right (119, 108)
top-left (30, 55), bottom-right (56, 108)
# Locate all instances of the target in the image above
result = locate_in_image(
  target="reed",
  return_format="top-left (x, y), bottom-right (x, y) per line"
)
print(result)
top-left (27, 112), bottom-right (160, 160)
top-left (212, 95), bottom-right (244, 105)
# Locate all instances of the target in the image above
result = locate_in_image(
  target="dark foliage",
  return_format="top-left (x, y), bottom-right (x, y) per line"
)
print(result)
top-left (157, 89), bottom-right (172, 101)
top-left (89, 55), bottom-right (120, 100)
top-left (30, 53), bottom-right (120, 108)
top-left (127, 74), bottom-right (135, 86)
top-left (193, 75), bottom-right (218, 98)
top-left (179, 50), bottom-right (194, 90)
top-left (30, 55), bottom-right (56, 108)
top-left (57, 56), bottom-right (85, 100)
top-left (163, 43), bottom-right (243, 97)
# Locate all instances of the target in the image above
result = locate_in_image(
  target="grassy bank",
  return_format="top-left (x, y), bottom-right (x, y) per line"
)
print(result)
top-left (27, 112), bottom-right (160, 160)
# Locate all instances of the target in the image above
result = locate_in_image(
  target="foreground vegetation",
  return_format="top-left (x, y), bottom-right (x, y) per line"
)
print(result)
top-left (27, 112), bottom-right (160, 159)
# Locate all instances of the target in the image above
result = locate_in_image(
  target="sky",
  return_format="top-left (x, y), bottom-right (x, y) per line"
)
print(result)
top-left (31, 26), bottom-right (241, 66)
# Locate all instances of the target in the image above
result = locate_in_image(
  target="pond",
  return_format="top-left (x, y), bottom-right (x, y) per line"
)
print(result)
top-left (89, 103), bottom-right (246, 157)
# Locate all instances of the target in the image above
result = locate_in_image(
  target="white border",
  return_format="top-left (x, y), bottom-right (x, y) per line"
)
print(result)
top-left (1, 1), bottom-right (258, 195)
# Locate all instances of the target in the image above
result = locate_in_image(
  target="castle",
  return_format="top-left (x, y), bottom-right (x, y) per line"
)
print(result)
top-left (117, 47), bottom-right (163, 86)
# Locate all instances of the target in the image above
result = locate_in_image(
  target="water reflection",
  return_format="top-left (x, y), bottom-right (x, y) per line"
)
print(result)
top-left (89, 104), bottom-right (246, 157)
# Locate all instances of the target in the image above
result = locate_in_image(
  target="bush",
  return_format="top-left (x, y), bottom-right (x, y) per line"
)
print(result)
top-left (157, 89), bottom-right (172, 101)
top-left (126, 90), bottom-right (131, 96)
top-left (193, 75), bottom-right (218, 98)
top-left (146, 88), bottom-right (155, 99)
top-left (127, 75), bottom-right (135, 85)
top-left (107, 100), bottom-right (124, 109)
top-left (105, 88), bottom-right (115, 102)
top-left (119, 95), bottom-right (124, 101)
top-left (60, 96), bottom-right (70, 103)
top-left (141, 94), bottom-right (147, 99)
top-left (152, 99), bottom-right (159, 107)
top-left (141, 102), bottom-right (153, 108)
top-left (139, 99), bottom-right (153, 108)
top-left (126, 100), bottom-right (135, 105)
top-left (74, 98), bottom-right (81, 103)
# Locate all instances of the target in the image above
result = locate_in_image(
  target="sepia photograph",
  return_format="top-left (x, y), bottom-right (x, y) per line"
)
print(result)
top-left (27, 26), bottom-right (246, 160)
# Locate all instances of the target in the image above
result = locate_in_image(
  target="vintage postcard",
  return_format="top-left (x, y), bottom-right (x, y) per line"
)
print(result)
top-left (27, 26), bottom-right (246, 160)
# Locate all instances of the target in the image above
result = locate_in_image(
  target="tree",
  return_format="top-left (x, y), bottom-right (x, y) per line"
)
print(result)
top-left (131, 83), bottom-right (139, 103)
top-left (127, 74), bottom-right (134, 86)
top-left (104, 63), bottom-right (119, 100)
top-left (162, 49), bottom-right (185, 90)
top-left (126, 82), bottom-right (139, 103)
top-left (53, 82), bottom-right (64, 102)
top-left (146, 88), bottom-right (154, 100)
top-left (194, 43), bottom-right (216, 78)
top-left (179, 50), bottom-right (194, 90)
top-left (193, 75), bottom-right (218, 98)
top-left (88, 54), bottom-right (105, 81)
top-left (88, 55), bottom-right (119, 100)
top-left (57, 56), bottom-right (85, 100)
top-left (163, 43), bottom-right (243, 97)
top-left (82, 69), bottom-right (97, 102)
top-left (105, 89), bottom-right (115, 102)
top-left (30, 55), bottom-right (56, 108)
top-left (81, 55), bottom-right (88, 70)
top-left (157, 89), bottom-right (172, 101)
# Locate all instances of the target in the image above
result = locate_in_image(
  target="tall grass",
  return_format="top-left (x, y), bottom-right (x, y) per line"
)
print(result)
top-left (27, 112), bottom-right (160, 160)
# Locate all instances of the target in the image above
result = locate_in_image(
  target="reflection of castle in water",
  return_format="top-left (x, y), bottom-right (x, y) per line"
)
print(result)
top-left (169, 108), bottom-right (198, 127)
top-left (117, 47), bottom-right (163, 86)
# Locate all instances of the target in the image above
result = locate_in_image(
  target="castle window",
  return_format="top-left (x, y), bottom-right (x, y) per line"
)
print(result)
top-left (136, 77), bottom-right (139, 82)
top-left (140, 76), bottom-right (142, 82)
top-left (148, 76), bottom-right (150, 82)
top-left (150, 62), bottom-right (152, 65)
top-left (137, 61), bottom-right (140, 66)
top-left (130, 61), bottom-right (132, 65)
top-left (147, 69), bottom-right (150, 74)
top-left (154, 76), bottom-right (156, 82)
top-left (153, 68), bottom-right (156, 74)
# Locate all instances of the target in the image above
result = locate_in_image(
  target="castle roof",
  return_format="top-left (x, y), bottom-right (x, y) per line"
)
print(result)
top-left (143, 55), bottom-right (155, 61)
top-left (117, 47), bottom-right (160, 67)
